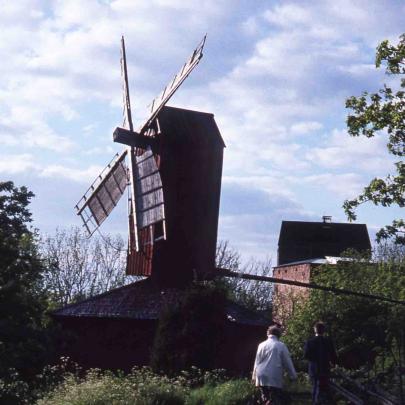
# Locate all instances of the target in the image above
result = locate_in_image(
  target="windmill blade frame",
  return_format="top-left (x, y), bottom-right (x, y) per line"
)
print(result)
top-left (139, 35), bottom-right (206, 135)
top-left (75, 150), bottom-right (128, 236)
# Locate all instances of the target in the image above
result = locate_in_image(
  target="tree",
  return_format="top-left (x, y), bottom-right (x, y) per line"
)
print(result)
top-left (150, 284), bottom-right (227, 375)
top-left (0, 181), bottom-right (49, 380)
top-left (344, 34), bottom-right (405, 244)
top-left (40, 227), bottom-right (131, 306)
top-left (283, 249), bottom-right (405, 399)
top-left (215, 240), bottom-right (273, 312)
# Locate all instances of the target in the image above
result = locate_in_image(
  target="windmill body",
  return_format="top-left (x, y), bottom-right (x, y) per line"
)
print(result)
top-left (125, 106), bottom-right (225, 285)
top-left (76, 36), bottom-right (225, 286)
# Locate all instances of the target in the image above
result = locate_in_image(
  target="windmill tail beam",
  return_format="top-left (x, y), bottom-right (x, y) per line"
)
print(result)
top-left (215, 268), bottom-right (405, 306)
top-left (113, 127), bottom-right (158, 150)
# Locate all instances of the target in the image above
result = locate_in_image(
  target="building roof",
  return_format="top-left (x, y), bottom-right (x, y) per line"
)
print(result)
top-left (273, 256), bottom-right (357, 268)
top-left (277, 220), bottom-right (371, 266)
top-left (274, 258), bottom-right (327, 268)
top-left (52, 278), bottom-right (268, 327)
top-left (158, 105), bottom-right (226, 148)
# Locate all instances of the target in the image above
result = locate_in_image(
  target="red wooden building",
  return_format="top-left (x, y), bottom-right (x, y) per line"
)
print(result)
top-left (52, 278), bottom-right (267, 374)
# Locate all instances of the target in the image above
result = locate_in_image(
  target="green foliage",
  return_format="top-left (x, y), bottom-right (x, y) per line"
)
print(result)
top-left (344, 34), bottom-right (405, 244)
top-left (284, 249), bottom-right (405, 377)
top-left (0, 181), bottom-right (51, 386)
top-left (186, 380), bottom-right (256, 405)
top-left (35, 365), bottom-right (314, 405)
top-left (37, 366), bottom-right (187, 405)
top-left (150, 285), bottom-right (227, 374)
top-left (1, 359), bottom-right (313, 404)
top-left (36, 364), bottom-right (259, 405)
top-left (0, 369), bottom-right (30, 405)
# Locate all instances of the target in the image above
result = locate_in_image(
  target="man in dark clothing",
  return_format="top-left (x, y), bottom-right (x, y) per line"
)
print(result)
top-left (304, 321), bottom-right (337, 404)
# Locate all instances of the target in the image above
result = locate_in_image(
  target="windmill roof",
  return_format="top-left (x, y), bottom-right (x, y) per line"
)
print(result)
top-left (52, 278), bottom-right (268, 327)
top-left (158, 105), bottom-right (226, 148)
top-left (278, 220), bottom-right (371, 265)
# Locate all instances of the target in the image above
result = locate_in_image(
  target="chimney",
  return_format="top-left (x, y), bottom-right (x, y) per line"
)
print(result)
top-left (322, 215), bottom-right (332, 223)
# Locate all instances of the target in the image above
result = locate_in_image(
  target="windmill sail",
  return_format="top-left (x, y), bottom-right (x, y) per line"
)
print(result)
top-left (134, 147), bottom-right (165, 229)
top-left (120, 35), bottom-right (167, 255)
top-left (75, 150), bottom-right (128, 236)
top-left (77, 35), bottom-right (204, 264)
top-left (139, 35), bottom-right (206, 134)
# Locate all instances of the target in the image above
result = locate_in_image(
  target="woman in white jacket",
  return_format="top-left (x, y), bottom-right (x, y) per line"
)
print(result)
top-left (252, 325), bottom-right (297, 404)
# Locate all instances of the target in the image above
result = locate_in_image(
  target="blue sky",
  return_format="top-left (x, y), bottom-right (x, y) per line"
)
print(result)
top-left (1, 0), bottom-right (403, 263)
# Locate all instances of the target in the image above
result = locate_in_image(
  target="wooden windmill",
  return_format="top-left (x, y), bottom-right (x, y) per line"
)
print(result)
top-left (75, 36), bottom-right (225, 286)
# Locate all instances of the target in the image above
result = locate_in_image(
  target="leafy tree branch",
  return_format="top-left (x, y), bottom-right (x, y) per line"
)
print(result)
top-left (344, 34), bottom-right (405, 244)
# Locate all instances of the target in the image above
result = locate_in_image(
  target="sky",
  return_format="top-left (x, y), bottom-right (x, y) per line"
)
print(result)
top-left (1, 0), bottom-right (404, 264)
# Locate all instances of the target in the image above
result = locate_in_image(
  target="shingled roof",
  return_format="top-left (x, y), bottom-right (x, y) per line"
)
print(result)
top-left (52, 278), bottom-right (268, 327)
top-left (278, 220), bottom-right (371, 266)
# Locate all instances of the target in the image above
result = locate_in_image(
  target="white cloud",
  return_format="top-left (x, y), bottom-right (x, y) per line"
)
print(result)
top-left (0, 114), bottom-right (74, 152)
top-left (306, 129), bottom-right (394, 173)
top-left (301, 172), bottom-right (364, 199)
top-left (264, 4), bottom-right (312, 27)
top-left (0, 154), bottom-right (38, 174)
top-left (84, 146), bottom-right (116, 156)
top-left (223, 175), bottom-right (295, 200)
top-left (290, 121), bottom-right (323, 135)
top-left (0, 153), bottom-right (103, 183)
top-left (40, 164), bottom-right (104, 182)
top-left (241, 16), bottom-right (260, 36)
top-left (338, 63), bottom-right (376, 76)
top-left (82, 123), bottom-right (98, 135)
top-left (0, 0), bottom-right (234, 156)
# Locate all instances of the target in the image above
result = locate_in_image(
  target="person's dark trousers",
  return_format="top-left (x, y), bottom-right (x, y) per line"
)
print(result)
top-left (311, 376), bottom-right (332, 404)
top-left (259, 386), bottom-right (283, 405)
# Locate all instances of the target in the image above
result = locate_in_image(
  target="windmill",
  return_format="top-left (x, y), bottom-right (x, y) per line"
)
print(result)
top-left (75, 36), bottom-right (225, 286)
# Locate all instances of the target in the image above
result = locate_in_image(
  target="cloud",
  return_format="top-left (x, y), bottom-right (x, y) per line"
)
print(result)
top-left (0, 153), bottom-right (103, 183)
top-left (0, 0), bottom-right (236, 158)
top-left (219, 181), bottom-right (317, 260)
top-left (290, 121), bottom-right (323, 135)
top-left (338, 63), bottom-right (376, 76)
top-left (305, 129), bottom-right (395, 173)
top-left (84, 146), bottom-right (116, 156)
top-left (39, 164), bottom-right (104, 182)
top-left (1, 0), bottom-right (403, 260)
top-left (263, 4), bottom-right (313, 27)
top-left (0, 114), bottom-right (74, 152)
top-left (0, 154), bottom-right (38, 174)
top-left (300, 172), bottom-right (365, 199)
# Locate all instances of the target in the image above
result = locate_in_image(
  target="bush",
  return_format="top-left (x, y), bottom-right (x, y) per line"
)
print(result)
top-left (35, 365), bottom-right (262, 405)
top-left (284, 252), bottom-right (405, 371)
top-left (37, 367), bottom-right (187, 405)
top-left (151, 285), bottom-right (227, 375)
top-left (0, 369), bottom-right (30, 405)
top-left (35, 364), bottom-right (312, 404)
top-left (186, 380), bottom-right (256, 405)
